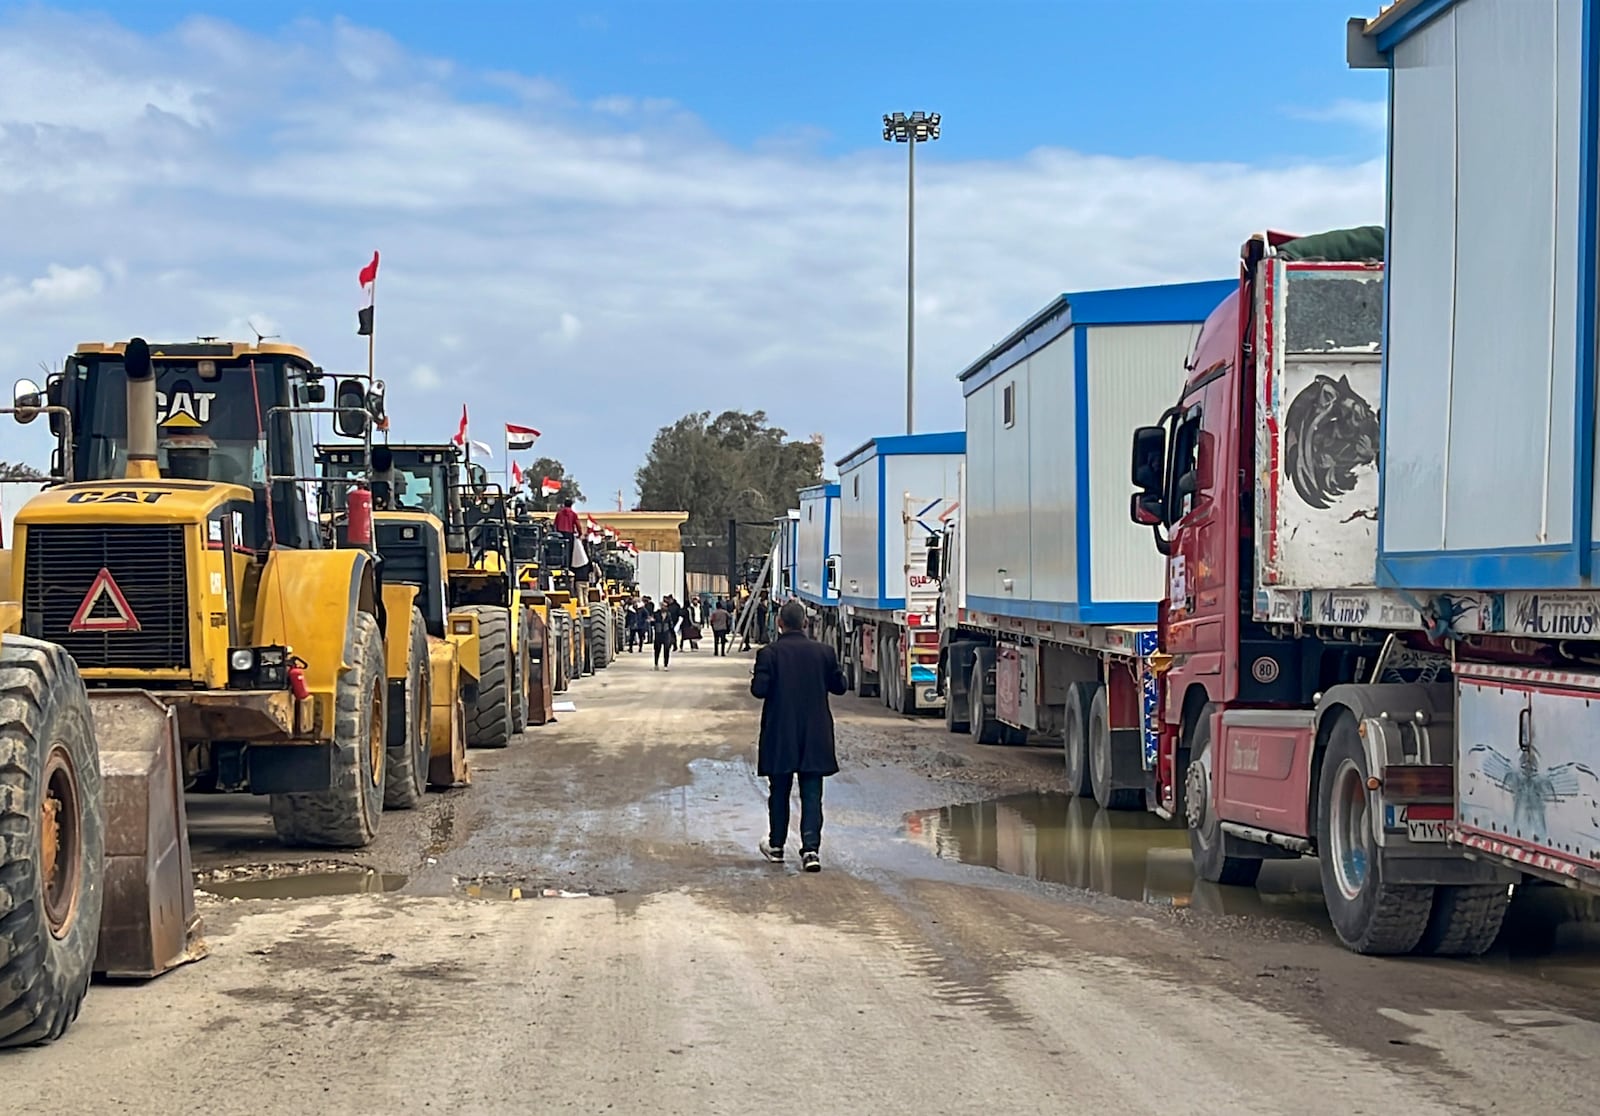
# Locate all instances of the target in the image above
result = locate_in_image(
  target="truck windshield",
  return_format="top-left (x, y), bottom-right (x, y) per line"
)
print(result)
top-left (65, 357), bottom-right (289, 486)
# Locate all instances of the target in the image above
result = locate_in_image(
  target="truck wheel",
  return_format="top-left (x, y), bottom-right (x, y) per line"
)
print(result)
top-left (463, 605), bottom-right (513, 748)
top-left (1316, 713), bottom-right (1435, 954)
top-left (1087, 687), bottom-right (1140, 810)
top-left (383, 606), bottom-right (430, 810)
top-left (552, 616), bottom-right (569, 694)
top-left (968, 654), bottom-right (1003, 745)
top-left (272, 610), bottom-right (386, 848)
top-left (1183, 704), bottom-right (1262, 886)
top-left (942, 644), bottom-right (971, 734)
top-left (0, 636), bottom-right (104, 1049)
top-left (1415, 884), bottom-right (1511, 957)
top-left (1062, 681), bottom-right (1095, 798)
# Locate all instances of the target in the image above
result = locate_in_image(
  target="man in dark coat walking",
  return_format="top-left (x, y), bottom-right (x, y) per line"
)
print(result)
top-left (750, 600), bottom-right (848, 871)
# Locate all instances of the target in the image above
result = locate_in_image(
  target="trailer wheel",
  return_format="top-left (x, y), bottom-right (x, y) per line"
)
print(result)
top-left (1087, 687), bottom-right (1141, 810)
top-left (0, 636), bottom-right (104, 1049)
top-left (463, 605), bottom-right (514, 748)
top-left (968, 652), bottom-right (1003, 745)
top-left (272, 610), bottom-right (386, 848)
top-left (1316, 713), bottom-right (1435, 954)
top-left (1062, 681), bottom-right (1095, 798)
top-left (1183, 704), bottom-right (1262, 886)
top-left (383, 606), bottom-right (430, 810)
top-left (1415, 885), bottom-right (1511, 956)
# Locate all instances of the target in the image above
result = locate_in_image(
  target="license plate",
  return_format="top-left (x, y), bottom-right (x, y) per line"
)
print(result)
top-left (1406, 819), bottom-right (1448, 842)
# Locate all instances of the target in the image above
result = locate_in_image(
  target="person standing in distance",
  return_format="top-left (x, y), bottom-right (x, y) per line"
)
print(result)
top-left (751, 600), bottom-right (848, 872)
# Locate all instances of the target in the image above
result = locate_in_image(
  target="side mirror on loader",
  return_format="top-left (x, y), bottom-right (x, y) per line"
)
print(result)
top-left (11, 378), bottom-right (43, 424)
top-left (334, 378), bottom-right (369, 438)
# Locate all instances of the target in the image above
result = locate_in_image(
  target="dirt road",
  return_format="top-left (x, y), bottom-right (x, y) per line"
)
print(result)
top-left (10, 647), bottom-right (1600, 1113)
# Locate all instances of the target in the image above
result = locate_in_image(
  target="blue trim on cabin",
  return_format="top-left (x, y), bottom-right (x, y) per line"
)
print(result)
top-left (966, 595), bottom-right (1158, 626)
top-left (1369, 0), bottom-right (1458, 54)
top-left (798, 482), bottom-right (841, 500)
top-left (1576, 0), bottom-right (1599, 575)
top-left (957, 279), bottom-right (1233, 398)
top-left (1073, 325), bottom-right (1093, 607)
top-left (834, 431), bottom-right (966, 472)
top-left (822, 490), bottom-right (835, 598)
top-left (1378, 546), bottom-right (1582, 592)
top-left (1376, 59), bottom-right (1395, 569)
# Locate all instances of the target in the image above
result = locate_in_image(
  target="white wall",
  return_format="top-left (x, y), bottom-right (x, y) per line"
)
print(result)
top-left (1027, 333), bottom-right (1076, 605)
top-left (839, 454), bottom-right (880, 602)
top-left (1086, 323), bottom-right (1201, 604)
top-left (883, 453), bottom-right (963, 603)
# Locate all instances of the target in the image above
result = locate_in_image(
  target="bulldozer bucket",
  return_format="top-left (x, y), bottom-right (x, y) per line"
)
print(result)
top-left (88, 691), bottom-right (205, 979)
top-left (526, 609), bottom-right (555, 727)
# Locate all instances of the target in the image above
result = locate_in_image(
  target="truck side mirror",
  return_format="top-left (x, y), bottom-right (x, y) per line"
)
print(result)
top-left (923, 535), bottom-right (942, 579)
top-left (334, 378), bottom-right (369, 437)
top-left (11, 378), bottom-right (43, 424)
top-left (1130, 491), bottom-right (1164, 526)
top-left (1131, 425), bottom-right (1166, 492)
top-left (825, 555), bottom-right (840, 590)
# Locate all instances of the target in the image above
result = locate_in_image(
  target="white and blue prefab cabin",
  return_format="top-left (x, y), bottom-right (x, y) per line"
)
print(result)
top-left (957, 279), bottom-right (1234, 625)
top-left (1354, 0), bottom-right (1600, 592)
top-left (795, 482), bottom-right (840, 606)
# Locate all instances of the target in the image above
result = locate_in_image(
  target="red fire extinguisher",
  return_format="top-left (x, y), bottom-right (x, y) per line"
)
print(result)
top-left (347, 485), bottom-right (373, 547)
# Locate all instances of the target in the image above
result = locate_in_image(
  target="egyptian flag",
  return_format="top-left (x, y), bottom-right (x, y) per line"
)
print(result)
top-left (540, 476), bottom-right (560, 496)
top-left (506, 423), bottom-right (540, 451)
top-left (511, 460), bottom-right (524, 487)
top-left (452, 405), bottom-right (467, 447)
top-left (357, 251), bottom-right (379, 335)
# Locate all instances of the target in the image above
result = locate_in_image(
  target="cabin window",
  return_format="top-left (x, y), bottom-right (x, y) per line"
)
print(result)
top-left (853, 475), bottom-right (860, 498)
top-left (1002, 382), bottom-right (1016, 428)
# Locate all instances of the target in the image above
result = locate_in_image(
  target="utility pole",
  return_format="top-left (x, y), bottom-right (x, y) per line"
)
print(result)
top-left (882, 111), bottom-right (940, 436)
top-left (727, 517), bottom-right (739, 599)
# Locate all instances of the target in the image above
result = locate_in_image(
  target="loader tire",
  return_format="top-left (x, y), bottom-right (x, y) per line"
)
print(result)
top-left (592, 606), bottom-right (612, 670)
top-left (463, 605), bottom-right (513, 749)
top-left (272, 611), bottom-right (386, 848)
top-left (0, 636), bottom-right (104, 1049)
top-left (383, 607), bottom-right (430, 810)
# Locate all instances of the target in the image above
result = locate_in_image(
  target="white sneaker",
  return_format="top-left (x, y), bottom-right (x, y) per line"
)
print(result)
top-left (758, 838), bottom-right (784, 863)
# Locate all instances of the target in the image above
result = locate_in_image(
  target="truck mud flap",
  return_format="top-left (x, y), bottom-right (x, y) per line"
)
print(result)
top-left (88, 691), bottom-right (205, 979)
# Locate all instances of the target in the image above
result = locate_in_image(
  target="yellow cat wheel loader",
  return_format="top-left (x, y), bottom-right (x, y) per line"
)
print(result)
top-left (316, 443), bottom-right (475, 799)
top-left (0, 337), bottom-right (408, 1044)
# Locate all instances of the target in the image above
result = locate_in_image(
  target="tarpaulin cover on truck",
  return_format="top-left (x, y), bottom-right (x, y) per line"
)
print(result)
top-left (1276, 225), bottom-right (1385, 263)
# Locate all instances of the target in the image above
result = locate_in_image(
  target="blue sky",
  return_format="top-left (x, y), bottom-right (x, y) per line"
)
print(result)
top-left (1, 1), bottom-right (1387, 504)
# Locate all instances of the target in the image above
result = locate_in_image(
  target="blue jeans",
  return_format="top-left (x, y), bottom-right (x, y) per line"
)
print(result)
top-left (768, 772), bottom-right (825, 853)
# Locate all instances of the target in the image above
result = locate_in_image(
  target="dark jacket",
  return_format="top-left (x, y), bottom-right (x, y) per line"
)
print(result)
top-left (650, 609), bottom-right (675, 642)
top-left (750, 630), bottom-right (848, 776)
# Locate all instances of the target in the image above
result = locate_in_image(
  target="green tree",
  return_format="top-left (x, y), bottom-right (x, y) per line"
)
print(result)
top-left (517, 456), bottom-right (583, 509)
top-left (635, 410), bottom-right (824, 573)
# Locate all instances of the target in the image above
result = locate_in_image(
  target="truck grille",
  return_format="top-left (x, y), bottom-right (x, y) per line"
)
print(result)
top-left (22, 524), bottom-right (190, 670)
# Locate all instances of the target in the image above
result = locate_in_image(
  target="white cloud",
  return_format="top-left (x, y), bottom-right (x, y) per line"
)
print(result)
top-left (1288, 99), bottom-right (1387, 133)
top-left (0, 264), bottom-right (105, 313)
top-left (0, 9), bottom-right (1385, 502)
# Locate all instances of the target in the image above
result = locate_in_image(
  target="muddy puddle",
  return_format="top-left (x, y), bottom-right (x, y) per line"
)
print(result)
top-left (198, 866), bottom-right (407, 900)
top-left (904, 792), bottom-right (1600, 985)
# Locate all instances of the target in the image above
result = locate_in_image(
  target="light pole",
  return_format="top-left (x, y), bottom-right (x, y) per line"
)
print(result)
top-left (883, 110), bottom-right (940, 436)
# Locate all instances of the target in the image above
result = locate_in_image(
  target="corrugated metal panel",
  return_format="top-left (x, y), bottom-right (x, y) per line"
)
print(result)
top-left (883, 454), bottom-right (963, 603)
top-left (1382, 11), bottom-right (1457, 553)
top-left (1382, 0), bottom-right (1583, 566)
top-left (989, 363), bottom-right (1032, 601)
top-left (1444, 0), bottom-right (1569, 550)
top-left (838, 457), bottom-right (871, 602)
top-left (965, 386), bottom-right (999, 600)
top-left (1087, 323), bottom-right (1200, 605)
top-left (1027, 331), bottom-right (1075, 604)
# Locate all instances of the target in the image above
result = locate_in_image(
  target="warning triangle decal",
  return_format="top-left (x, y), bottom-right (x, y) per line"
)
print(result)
top-left (159, 411), bottom-right (202, 429)
top-left (68, 568), bottom-right (142, 633)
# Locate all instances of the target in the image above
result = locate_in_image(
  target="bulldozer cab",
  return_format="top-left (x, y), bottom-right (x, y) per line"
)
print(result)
top-left (44, 342), bottom-right (363, 551)
top-left (317, 442), bottom-right (459, 522)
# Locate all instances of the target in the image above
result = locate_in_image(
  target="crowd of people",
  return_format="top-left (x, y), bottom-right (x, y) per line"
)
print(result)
top-left (619, 588), bottom-right (782, 669)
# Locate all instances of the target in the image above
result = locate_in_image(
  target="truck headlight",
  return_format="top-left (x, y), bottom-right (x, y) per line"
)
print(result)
top-left (228, 645), bottom-right (291, 689)
top-left (230, 649), bottom-right (255, 671)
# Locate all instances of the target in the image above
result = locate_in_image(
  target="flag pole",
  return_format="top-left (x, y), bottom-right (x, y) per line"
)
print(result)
top-left (366, 272), bottom-right (375, 385)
